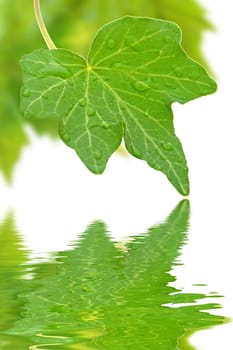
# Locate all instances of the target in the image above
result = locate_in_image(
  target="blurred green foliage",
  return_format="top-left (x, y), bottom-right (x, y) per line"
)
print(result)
top-left (0, 0), bottom-right (213, 180)
top-left (0, 214), bottom-right (31, 349)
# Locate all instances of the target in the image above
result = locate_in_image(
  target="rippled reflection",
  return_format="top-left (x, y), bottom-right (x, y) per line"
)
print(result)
top-left (0, 201), bottom-right (224, 349)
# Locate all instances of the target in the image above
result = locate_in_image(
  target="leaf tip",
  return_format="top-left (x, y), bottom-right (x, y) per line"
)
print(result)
top-left (75, 151), bottom-right (107, 176)
top-left (178, 181), bottom-right (190, 197)
top-left (210, 77), bottom-right (218, 93)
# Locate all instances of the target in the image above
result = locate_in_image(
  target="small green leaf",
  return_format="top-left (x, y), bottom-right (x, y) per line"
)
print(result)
top-left (20, 17), bottom-right (217, 195)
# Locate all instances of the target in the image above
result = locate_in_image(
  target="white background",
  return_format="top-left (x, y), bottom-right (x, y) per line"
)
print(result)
top-left (0, 0), bottom-right (232, 348)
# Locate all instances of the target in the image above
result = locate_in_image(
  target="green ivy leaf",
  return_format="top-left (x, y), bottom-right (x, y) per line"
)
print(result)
top-left (20, 17), bottom-right (216, 195)
top-left (0, 0), bottom-right (213, 180)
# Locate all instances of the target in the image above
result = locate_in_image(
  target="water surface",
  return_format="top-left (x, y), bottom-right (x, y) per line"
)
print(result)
top-left (0, 201), bottom-right (224, 349)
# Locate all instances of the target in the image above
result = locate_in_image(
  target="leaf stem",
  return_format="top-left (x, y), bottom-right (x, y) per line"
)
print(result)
top-left (33, 0), bottom-right (56, 50)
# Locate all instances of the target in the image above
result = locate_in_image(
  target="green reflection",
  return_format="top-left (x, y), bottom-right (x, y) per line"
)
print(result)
top-left (0, 0), bottom-right (213, 180)
top-left (0, 201), bottom-right (225, 349)
top-left (0, 214), bottom-right (31, 349)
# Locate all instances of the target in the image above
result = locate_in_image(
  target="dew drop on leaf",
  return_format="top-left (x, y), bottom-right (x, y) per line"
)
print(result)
top-left (152, 162), bottom-right (162, 170)
top-left (87, 106), bottom-right (96, 116)
top-left (144, 110), bottom-right (150, 117)
top-left (159, 49), bottom-right (165, 56)
top-left (88, 122), bottom-right (101, 129)
top-left (162, 142), bottom-right (173, 151)
top-left (133, 81), bottom-right (150, 92)
top-left (103, 123), bottom-right (110, 129)
top-left (43, 94), bottom-right (48, 100)
top-left (45, 65), bottom-right (70, 79)
top-left (66, 104), bottom-right (74, 116)
top-left (62, 133), bottom-right (71, 142)
top-left (107, 39), bottom-right (116, 49)
top-left (78, 97), bottom-right (87, 107)
top-left (22, 88), bottom-right (30, 97)
top-left (125, 36), bottom-right (141, 51)
top-left (131, 146), bottom-right (141, 158)
top-left (93, 149), bottom-right (102, 160)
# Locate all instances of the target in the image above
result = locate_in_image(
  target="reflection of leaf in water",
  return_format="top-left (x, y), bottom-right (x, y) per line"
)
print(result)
top-left (0, 215), bottom-right (31, 349)
top-left (0, 0), bottom-right (213, 180)
top-left (3, 201), bottom-right (224, 349)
